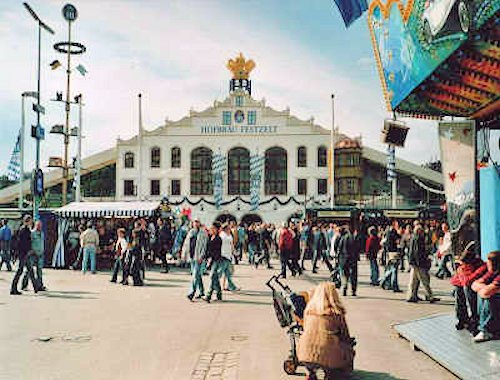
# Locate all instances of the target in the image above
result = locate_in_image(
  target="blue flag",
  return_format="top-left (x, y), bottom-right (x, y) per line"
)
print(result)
top-left (333, 0), bottom-right (368, 27)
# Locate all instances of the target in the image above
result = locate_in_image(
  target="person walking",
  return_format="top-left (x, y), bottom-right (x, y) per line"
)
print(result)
top-left (219, 223), bottom-right (239, 292)
top-left (278, 224), bottom-right (295, 278)
top-left (365, 226), bottom-right (380, 286)
top-left (436, 222), bottom-right (453, 279)
top-left (110, 228), bottom-right (128, 283)
top-left (290, 223), bottom-right (302, 276)
top-left (184, 220), bottom-right (208, 301)
top-left (312, 225), bottom-right (334, 274)
top-left (406, 225), bottom-right (439, 303)
top-left (80, 221), bottom-right (99, 274)
top-left (204, 222), bottom-right (223, 303)
top-left (157, 218), bottom-right (173, 273)
top-left (10, 215), bottom-right (38, 295)
top-left (338, 225), bottom-right (360, 297)
top-left (380, 220), bottom-right (402, 292)
top-left (247, 224), bottom-right (258, 265)
top-left (0, 219), bottom-right (13, 271)
top-left (22, 220), bottom-right (46, 291)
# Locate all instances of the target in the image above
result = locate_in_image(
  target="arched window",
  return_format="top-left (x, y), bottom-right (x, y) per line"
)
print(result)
top-left (317, 146), bottom-right (327, 167)
top-left (171, 147), bottom-right (181, 168)
top-left (228, 147), bottom-right (250, 195)
top-left (124, 152), bottom-right (134, 168)
top-left (265, 147), bottom-right (287, 195)
top-left (150, 146), bottom-right (161, 168)
top-left (297, 146), bottom-right (307, 167)
top-left (190, 147), bottom-right (213, 195)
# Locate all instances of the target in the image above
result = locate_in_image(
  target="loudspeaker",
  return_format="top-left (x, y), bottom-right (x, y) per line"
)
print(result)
top-left (381, 119), bottom-right (409, 148)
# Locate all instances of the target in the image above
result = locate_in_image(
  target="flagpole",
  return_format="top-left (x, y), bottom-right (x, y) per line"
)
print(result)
top-left (19, 95), bottom-right (26, 210)
top-left (137, 93), bottom-right (143, 200)
top-left (330, 94), bottom-right (335, 209)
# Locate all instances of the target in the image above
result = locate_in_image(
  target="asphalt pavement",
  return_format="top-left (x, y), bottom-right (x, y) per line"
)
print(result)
top-left (0, 258), bottom-right (458, 380)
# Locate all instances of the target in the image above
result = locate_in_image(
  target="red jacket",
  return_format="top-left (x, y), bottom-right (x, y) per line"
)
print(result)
top-left (279, 228), bottom-right (294, 251)
top-left (365, 235), bottom-right (380, 259)
top-left (451, 260), bottom-right (487, 287)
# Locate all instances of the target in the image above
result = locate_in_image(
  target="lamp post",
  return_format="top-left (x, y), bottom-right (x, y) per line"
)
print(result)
top-left (23, 2), bottom-right (55, 219)
top-left (20, 91), bottom-right (39, 209)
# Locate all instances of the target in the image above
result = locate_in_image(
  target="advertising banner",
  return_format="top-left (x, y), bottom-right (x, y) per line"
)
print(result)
top-left (438, 121), bottom-right (475, 230)
top-left (368, 0), bottom-right (500, 110)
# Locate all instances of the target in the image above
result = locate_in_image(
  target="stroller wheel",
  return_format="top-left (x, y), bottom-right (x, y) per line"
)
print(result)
top-left (283, 358), bottom-right (297, 375)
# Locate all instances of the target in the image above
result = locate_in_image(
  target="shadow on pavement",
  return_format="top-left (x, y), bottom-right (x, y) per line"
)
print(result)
top-left (39, 292), bottom-right (98, 300)
top-left (238, 290), bottom-right (272, 297)
top-left (349, 370), bottom-right (407, 379)
top-left (222, 299), bottom-right (272, 306)
top-left (147, 278), bottom-right (189, 283)
top-left (145, 282), bottom-right (181, 288)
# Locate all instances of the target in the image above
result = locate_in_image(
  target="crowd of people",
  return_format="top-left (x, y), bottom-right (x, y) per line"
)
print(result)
top-left (2, 211), bottom-right (498, 343)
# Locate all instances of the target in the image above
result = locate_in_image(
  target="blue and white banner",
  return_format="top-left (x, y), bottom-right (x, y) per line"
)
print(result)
top-left (386, 145), bottom-right (396, 182)
top-left (212, 152), bottom-right (226, 210)
top-left (7, 132), bottom-right (21, 181)
top-left (250, 154), bottom-right (265, 211)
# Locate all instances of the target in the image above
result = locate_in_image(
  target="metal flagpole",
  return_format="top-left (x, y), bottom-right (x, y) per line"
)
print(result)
top-left (137, 93), bottom-right (143, 200)
top-left (75, 94), bottom-right (83, 202)
top-left (19, 95), bottom-right (25, 210)
top-left (330, 94), bottom-right (335, 209)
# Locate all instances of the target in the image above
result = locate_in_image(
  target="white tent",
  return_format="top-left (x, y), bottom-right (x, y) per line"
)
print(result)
top-left (53, 201), bottom-right (161, 218)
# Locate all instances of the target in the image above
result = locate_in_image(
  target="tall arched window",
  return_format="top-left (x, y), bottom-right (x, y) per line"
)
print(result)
top-left (190, 147), bottom-right (213, 195)
top-left (297, 146), bottom-right (307, 167)
top-left (150, 146), bottom-right (161, 168)
top-left (228, 147), bottom-right (250, 195)
top-left (171, 146), bottom-right (181, 168)
top-left (124, 152), bottom-right (134, 168)
top-left (317, 146), bottom-right (327, 167)
top-left (265, 147), bottom-right (287, 195)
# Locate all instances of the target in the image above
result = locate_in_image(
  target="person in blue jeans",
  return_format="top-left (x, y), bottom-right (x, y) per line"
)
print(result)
top-left (380, 221), bottom-right (402, 292)
top-left (472, 251), bottom-right (500, 343)
top-left (184, 220), bottom-right (208, 301)
top-left (204, 222), bottom-right (223, 303)
top-left (0, 219), bottom-right (13, 271)
top-left (80, 222), bottom-right (99, 274)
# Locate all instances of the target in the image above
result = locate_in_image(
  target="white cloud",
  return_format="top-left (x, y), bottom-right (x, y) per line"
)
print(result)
top-left (0, 0), bottom-right (439, 174)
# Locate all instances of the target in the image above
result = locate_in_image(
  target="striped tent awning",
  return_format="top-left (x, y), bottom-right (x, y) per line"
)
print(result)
top-left (53, 201), bottom-right (161, 218)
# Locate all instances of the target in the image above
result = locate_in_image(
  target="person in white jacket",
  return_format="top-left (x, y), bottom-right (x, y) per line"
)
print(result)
top-left (219, 224), bottom-right (239, 292)
top-left (436, 222), bottom-right (453, 279)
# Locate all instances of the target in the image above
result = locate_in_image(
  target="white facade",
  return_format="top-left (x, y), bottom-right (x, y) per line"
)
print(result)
top-left (116, 91), bottom-right (336, 224)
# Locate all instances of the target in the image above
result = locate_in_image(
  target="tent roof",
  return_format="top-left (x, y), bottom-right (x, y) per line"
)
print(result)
top-left (53, 201), bottom-right (160, 218)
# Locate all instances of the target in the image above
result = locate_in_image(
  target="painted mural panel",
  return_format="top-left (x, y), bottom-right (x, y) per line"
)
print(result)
top-left (368, 0), bottom-right (500, 110)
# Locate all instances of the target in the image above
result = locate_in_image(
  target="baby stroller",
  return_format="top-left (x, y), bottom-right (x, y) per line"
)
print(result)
top-left (266, 275), bottom-right (309, 376)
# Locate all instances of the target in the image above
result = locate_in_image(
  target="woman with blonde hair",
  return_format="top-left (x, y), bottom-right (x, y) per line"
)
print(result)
top-left (297, 282), bottom-right (355, 379)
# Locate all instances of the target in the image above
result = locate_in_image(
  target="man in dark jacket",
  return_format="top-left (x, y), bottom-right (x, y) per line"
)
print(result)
top-left (157, 218), bottom-right (172, 273)
top-left (10, 215), bottom-right (39, 295)
top-left (338, 225), bottom-right (360, 297)
top-left (406, 225), bottom-right (439, 303)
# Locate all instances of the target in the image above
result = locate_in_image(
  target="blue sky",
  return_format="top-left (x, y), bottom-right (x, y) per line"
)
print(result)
top-left (0, 0), bottom-right (441, 176)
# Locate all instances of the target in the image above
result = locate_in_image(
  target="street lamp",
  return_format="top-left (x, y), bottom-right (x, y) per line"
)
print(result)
top-left (23, 2), bottom-right (55, 219)
top-left (19, 91), bottom-right (39, 209)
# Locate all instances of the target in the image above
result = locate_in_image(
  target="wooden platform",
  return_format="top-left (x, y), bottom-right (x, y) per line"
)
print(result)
top-left (394, 314), bottom-right (500, 380)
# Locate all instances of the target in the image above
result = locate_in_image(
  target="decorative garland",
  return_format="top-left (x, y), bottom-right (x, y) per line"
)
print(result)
top-left (411, 176), bottom-right (445, 195)
top-left (165, 195), bottom-right (304, 207)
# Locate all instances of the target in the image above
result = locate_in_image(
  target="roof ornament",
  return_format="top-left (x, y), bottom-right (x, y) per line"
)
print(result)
top-left (227, 53), bottom-right (255, 80)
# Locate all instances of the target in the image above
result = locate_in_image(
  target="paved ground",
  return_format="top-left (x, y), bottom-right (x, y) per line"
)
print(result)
top-left (0, 258), bottom-right (458, 380)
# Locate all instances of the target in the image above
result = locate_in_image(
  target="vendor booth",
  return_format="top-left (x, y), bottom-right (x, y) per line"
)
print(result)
top-left (51, 201), bottom-right (161, 268)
